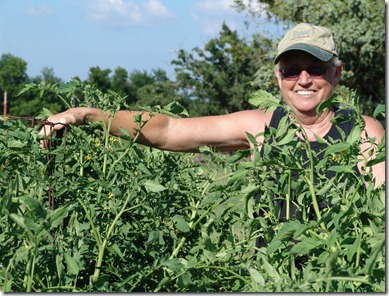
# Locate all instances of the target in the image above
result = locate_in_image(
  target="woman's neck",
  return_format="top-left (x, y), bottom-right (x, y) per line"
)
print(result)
top-left (293, 108), bottom-right (335, 141)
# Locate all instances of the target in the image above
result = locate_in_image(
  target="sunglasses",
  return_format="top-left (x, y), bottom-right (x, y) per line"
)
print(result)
top-left (279, 66), bottom-right (328, 80)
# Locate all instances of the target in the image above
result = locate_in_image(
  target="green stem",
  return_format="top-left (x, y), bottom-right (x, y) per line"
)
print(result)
top-left (286, 169), bottom-right (291, 220)
top-left (102, 115), bottom-right (113, 178)
top-left (354, 223), bottom-right (362, 268)
top-left (292, 114), bottom-right (322, 222)
top-left (105, 112), bottom-right (149, 181)
top-left (92, 195), bottom-right (142, 281)
top-left (196, 265), bottom-right (251, 285)
top-left (77, 198), bottom-right (102, 247)
top-left (325, 276), bottom-right (384, 292)
top-left (170, 172), bottom-right (218, 260)
top-left (304, 175), bottom-right (322, 221)
top-left (25, 247), bottom-right (37, 292)
top-left (106, 147), bottom-right (130, 179)
top-left (79, 150), bottom-right (84, 177)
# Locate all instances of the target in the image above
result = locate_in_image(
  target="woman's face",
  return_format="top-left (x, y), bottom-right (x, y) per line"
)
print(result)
top-left (275, 50), bottom-right (342, 117)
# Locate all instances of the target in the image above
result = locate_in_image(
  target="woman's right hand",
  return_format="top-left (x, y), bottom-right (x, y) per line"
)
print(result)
top-left (38, 108), bottom-right (87, 148)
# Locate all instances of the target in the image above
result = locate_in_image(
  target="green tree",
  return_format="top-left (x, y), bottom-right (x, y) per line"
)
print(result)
top-left (133, 69), bottom-right (189, 110)
top-left (11, 67), bottom-right (65, 116)
top-left (111, 66), bottom-right (131, 98)
top-left (0, 54), bottom-right (28, 115)
top-left (172, 23), bottom-right (273, 116)
top-left (87, 66), bottom-right (112, 93)
top-left (126, 69), bottom-right (156, 105)
top-left (233, 0), bottom-right (385, 115)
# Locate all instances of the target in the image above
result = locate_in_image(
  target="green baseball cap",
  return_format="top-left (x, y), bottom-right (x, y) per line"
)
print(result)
top-left (274, 23), bottom-right (338, 64)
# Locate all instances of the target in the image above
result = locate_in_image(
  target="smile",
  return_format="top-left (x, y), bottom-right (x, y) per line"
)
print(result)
top-left (296, 90), bottom-right (315, 96)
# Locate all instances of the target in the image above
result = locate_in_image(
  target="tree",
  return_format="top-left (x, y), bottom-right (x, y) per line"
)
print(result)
top-left (135, 73), bottom-right (189, 110)
top-left (128, 68), bottom-right (188, 110)
top-left (172, 23), bottom-right (273, 116)
top-left (11, 67), bottom-right (65, 116)
top-left (233, 0), bottom-right (385, 115)
top-left (87, 66), bottom-right (112, 93)
top-left (111, 67), bottom-right (131, 98)
top-left (0, 54), bottom-right (28, 114)
top-left (126, 69), bottom-right (156, 106)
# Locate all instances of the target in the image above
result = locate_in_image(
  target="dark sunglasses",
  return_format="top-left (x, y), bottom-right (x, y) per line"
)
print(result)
top-left (279, 66), bottom-right (328, 80)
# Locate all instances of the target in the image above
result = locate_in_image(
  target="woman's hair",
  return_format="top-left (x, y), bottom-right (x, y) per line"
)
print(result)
top-left (331, 56), bottom-right (343, 67)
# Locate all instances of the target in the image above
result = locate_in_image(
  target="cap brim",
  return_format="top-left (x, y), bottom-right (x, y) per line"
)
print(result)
top-left (274, 43), bottom-right (334, 64)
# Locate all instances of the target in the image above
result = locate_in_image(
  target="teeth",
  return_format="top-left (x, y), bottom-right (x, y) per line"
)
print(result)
top-left (297, 91), bottom-right (314, 95)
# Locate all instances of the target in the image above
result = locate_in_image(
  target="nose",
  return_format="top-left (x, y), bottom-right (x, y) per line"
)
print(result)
top-left (298, 70), bottom-right (313, 84)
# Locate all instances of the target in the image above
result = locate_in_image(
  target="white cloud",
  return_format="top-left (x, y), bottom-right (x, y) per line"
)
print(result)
top-left (191, 0), bottom-right (268, 37)
top-left (191, 0), bottom-right (241, 36)
top-left (145, 0), bottom-right (173, 18)
top-left (194, 0), bottom-right (236, 16)
top-left (84, 0), bottom-right (173, 26)
top-left (25, 5), bottom-right (54, 17)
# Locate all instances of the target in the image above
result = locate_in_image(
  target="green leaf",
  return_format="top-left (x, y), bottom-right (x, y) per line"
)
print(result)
top-left (245, 132), bottom-right (259, 146)
top-left (143, 180), bottom-right (167, 193)
top-left (109, 243), bottom-right (124, 258)
top-left (346, 125), bottom-right (362, 144)
top-left (327, 165), bottom-right (353, 173)
top-left (227, 169), bottom-right (247, 185)
top-left (226, 150), bottom-right (250, 163)
top-left (373, 104), bottom-right (385, 119)
top-left (248, 90), bottom-right (280, 112)
top-left (277, 129), bottom-right (297, 145)
top-left (260, 256), bottom-right (280, 282)
top-left (64, 252), bottom-right (80, 275)
top-left (177, 271), bottom-right (193, 288)
top-left (248, 267), bottom-right (265, 286)
top-left (266, 239), bottom-right (281, 255)
top-left (172, 215), bottom-right (190, 233)
top-left (48, 206), bottom-right (71, 228)
top-left (160, 258), bottom-right (184, 273)
top-left (366, 151), bottom-right (385, 167)
top-left (313, 134), bottom-right (329, 145)
top-left (289, 237), bottom-right (322, 254)
top-left (9, 213), bottom-right (28, 231)
top-left (316, 93), bottom-right (341, 113)
top-left (8, 139), bottom-right (26, 148)
top-left (323, 142), bottom-right (351, 158)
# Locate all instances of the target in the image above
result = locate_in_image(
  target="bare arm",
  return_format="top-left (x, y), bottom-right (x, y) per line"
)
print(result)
top-left (39, 107), bottom-right (271, 152)
top-left (358, 115), bottom-right (385, 187)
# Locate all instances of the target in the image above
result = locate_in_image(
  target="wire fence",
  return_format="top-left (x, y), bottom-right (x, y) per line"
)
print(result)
top-left (3, 115), bottom-right (68, 211)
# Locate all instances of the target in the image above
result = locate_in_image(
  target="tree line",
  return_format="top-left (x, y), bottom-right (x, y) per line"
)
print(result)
top-left (0, 0), bottom-right (384, 117)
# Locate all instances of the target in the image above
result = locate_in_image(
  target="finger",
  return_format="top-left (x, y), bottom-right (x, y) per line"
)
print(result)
top-left (38, 121), bottom-right (66, 148)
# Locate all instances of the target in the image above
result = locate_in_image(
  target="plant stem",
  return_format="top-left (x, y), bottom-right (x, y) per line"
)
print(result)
top-left (286, 169), bottom-right (291, 220)
top-left (102, 115), bottom-right (113, 178)
top-left (25, 247), bottom-right (37, 292)
top-left (291, 114), bottom-right (322, 222)
top-left (92, 195), bottom-right (142, 281)
top-left (169, 172), bottom-right (218, 260)
top-left (325, 276), bottom-right (384, 292)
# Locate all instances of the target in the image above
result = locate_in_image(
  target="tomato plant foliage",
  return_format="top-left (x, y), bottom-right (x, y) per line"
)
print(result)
top-left (0, 81), bottom-right (385, 292)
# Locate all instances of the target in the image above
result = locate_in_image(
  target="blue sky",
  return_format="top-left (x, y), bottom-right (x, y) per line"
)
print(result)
top-left (0, 0), bottom-right (282, 82)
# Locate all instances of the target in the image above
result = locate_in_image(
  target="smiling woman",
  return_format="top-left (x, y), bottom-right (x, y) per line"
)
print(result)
top-left (39, 22), bottom-right (385, 188)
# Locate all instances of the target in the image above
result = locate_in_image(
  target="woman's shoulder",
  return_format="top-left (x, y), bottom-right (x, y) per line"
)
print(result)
top-left (361, 115), bottom-right (385, 139)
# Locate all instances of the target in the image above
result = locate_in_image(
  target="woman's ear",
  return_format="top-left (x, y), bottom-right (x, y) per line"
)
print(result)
top-left (274, 67), bottom-right (282, 87)
top-left (334, 64), bottom-right (343, 85)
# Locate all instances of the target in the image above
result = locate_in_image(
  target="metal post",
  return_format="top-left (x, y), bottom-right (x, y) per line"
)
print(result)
top-left (3, 91), bottom-right (7, 116)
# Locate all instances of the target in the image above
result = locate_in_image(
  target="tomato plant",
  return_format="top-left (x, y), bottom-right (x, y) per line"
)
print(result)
top-left (0, 80), bottom-right (385, 292)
